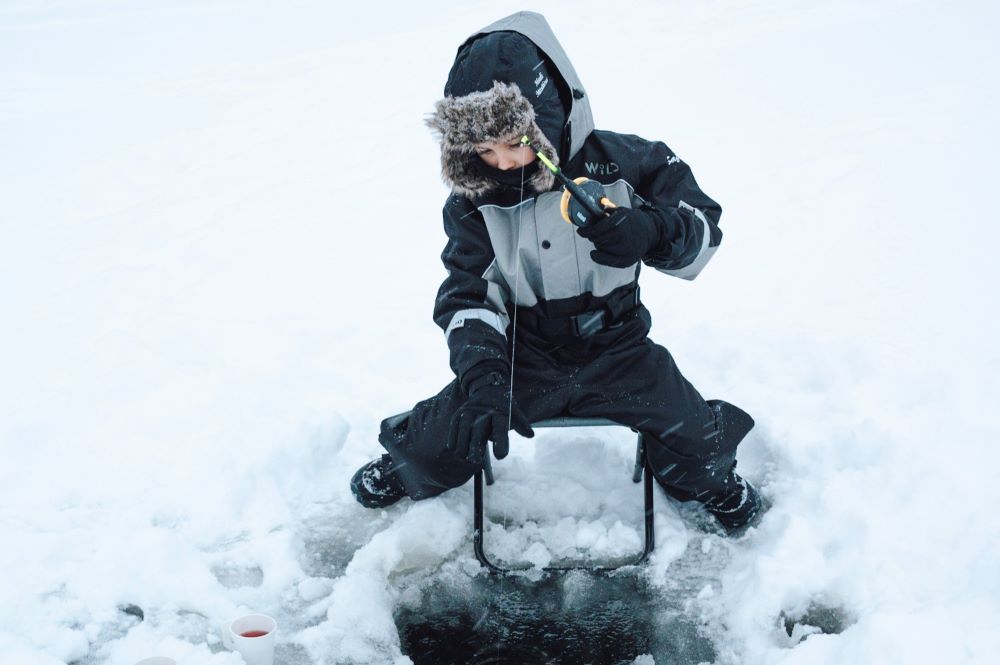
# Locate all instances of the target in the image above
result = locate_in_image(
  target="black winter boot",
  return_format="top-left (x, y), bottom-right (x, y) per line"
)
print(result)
top-left (350, 454), bottom-right (407, 509)
top-left (704, 473), bottom-right (764, 535)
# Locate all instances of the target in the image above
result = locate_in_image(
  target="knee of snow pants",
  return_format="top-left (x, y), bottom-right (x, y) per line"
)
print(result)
top-left (645, 399), bottom-right (754, 503)
top-left (377, 380), bottom-right (482, 501)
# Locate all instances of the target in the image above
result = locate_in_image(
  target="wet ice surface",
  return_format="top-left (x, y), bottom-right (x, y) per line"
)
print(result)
top-left (298, 505), bottom-right (392, 580)
top-left (395, 532), bottom-right (729, 665)
top-left (396, 574), bottom-right (712, 665)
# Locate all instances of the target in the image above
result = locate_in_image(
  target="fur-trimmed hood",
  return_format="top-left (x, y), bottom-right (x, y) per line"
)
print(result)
top-left (425, 81), bottom-right (558, 198)
top-left (427, 12), bottom-right (595, 200)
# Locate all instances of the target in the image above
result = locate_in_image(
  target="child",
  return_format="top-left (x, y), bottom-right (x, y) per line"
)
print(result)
top-left (351, 12), bottom-right (762, 533)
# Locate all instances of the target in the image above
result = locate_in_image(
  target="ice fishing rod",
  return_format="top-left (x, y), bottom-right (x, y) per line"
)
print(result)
top-left (519, 135), bottom-right (616, 227)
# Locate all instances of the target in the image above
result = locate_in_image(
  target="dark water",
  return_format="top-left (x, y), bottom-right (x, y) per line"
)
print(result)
top-left (395, 571), bottom-right (716, 665)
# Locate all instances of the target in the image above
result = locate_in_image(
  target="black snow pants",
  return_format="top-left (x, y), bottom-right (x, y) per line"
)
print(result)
top-left (378, 309), bottom-right (753, 504)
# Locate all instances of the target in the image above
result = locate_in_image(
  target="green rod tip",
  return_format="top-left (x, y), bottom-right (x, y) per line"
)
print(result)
top-left (536, 151), bottom-right (558, 173)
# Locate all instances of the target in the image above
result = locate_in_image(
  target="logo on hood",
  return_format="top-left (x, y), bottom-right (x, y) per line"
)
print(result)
top-left (534, 71), bottom-right (549, 97)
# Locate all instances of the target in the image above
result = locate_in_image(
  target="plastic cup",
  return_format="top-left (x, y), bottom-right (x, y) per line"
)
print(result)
top-left (221, 613), bottom-right (277, 665)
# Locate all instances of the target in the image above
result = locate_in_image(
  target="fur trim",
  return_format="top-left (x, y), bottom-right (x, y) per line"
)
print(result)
top-left (426, 81), bottom-right (558, 198)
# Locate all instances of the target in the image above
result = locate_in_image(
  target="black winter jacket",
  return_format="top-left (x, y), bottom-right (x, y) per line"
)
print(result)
top-left (430, 12), bottom-right (723, 387)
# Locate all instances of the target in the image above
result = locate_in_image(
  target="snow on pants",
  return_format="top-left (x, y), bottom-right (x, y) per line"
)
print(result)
top-left (378, 328), bottom-right (754, 504)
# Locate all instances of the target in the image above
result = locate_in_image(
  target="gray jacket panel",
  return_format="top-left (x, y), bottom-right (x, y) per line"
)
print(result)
top-left (480, 180), bottom-right (637, 308)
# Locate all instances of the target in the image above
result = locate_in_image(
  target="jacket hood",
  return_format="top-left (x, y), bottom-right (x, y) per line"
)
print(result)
top-left (427, 11), bottom-right (595, 199)
top-left (425, 81), bottom-right (558, 199)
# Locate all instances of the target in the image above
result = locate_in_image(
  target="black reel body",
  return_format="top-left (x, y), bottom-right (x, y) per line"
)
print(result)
top-left (560, 177), bottom-right (614, 228)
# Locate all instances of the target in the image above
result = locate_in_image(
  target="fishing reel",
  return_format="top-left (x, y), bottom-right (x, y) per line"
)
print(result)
top-left (517, 136), bottom-right (616, 228)
top-left (559, 177), bottom-right (617, 227)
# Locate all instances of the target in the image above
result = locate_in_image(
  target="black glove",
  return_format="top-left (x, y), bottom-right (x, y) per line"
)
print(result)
top-left (576, 206), bottom-right (662, 268)
top-left (446, 370), bottom-right (535, 466)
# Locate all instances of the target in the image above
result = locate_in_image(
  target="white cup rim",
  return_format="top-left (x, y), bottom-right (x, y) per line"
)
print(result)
top-left (229, 613), bottom-right (278, 637)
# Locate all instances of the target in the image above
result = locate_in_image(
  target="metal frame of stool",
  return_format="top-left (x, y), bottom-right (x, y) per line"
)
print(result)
top-left (474, 417), bottom-right (654, 574)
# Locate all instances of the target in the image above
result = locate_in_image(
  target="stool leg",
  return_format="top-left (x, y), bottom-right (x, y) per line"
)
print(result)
top-left (474, 471), bottom-right (487, 566)
top-left (473, 469), bottom-right (508, 574)
top-left (632, 431), bottom-right (646, 483)
top-left (640, 459), bottom-right (655, 563)
top-left (474, 425), bottom-right (655, 573)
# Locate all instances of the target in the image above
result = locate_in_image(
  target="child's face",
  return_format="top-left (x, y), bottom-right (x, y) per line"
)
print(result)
top-left (474, 138), bottom-right (538, 171)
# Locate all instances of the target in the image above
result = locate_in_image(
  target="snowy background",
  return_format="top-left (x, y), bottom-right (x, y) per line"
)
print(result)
top-left (2, 0), bottom-right (999, 663)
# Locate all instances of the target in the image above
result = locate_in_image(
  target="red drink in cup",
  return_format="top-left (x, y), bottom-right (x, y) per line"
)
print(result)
top-left (240, 629), bottom-right (270, 638)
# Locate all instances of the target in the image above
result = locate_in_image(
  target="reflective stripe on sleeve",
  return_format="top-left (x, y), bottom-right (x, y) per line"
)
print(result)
top-left (445, 308), bottom-right (510, 340)
top-left (656, 201), bottom-right (718, 281)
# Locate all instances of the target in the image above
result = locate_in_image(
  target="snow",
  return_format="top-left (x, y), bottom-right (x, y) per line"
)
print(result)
top-left (2, 0), bottom-right (999, 663)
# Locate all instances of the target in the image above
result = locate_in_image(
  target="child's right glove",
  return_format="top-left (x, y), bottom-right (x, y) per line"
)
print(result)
top-left (577, 206), bottom-right (676, 268)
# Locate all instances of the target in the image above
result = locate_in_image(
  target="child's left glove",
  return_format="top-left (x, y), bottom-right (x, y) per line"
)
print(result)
top-left (576, 206), bottom-right (665, 268)
top-left (445, 370), bottom-right (535, 467)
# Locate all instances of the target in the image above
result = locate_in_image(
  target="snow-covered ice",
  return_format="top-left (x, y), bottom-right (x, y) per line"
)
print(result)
top-left (2, 0), bottom-right (999, 663)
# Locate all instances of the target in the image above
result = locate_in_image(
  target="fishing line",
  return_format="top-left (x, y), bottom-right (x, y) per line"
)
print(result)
top-left (506, 167), bottom-right (525, 448)
top-left (492, 150), bottom-right (529, 664)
